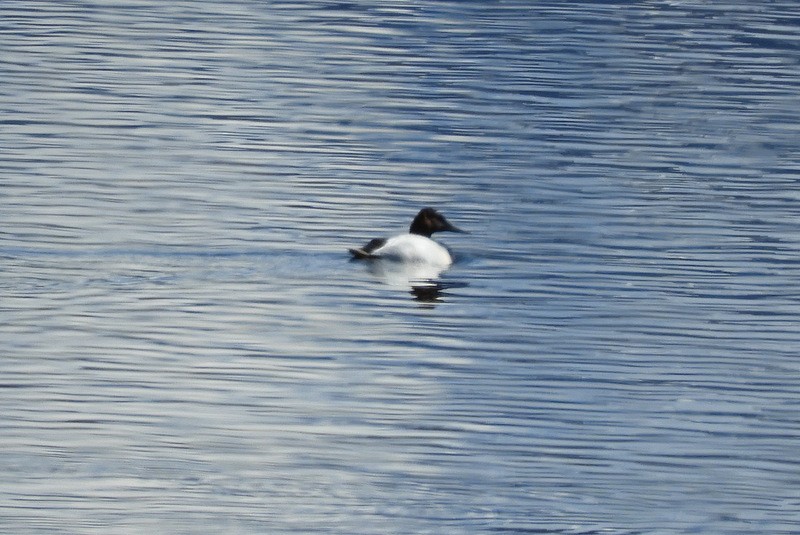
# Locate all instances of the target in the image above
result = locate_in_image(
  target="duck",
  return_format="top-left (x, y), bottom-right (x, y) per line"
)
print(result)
top-left (348, 207), bottom-right (466, 267)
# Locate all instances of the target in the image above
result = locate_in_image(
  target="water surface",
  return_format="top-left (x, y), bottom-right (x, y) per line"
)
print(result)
top-left (2, 2), bottom-right (800, 533)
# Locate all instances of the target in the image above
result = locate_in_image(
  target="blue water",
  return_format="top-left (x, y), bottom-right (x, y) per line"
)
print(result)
top-left (2, 2), bottom-right (800, 533)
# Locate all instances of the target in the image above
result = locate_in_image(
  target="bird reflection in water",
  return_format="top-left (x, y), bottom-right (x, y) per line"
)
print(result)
top-left (361, 259), bottom-right (466, 304)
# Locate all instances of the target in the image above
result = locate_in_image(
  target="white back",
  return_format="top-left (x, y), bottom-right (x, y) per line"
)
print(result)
top-left (374, 234), bottom-right (453, 267)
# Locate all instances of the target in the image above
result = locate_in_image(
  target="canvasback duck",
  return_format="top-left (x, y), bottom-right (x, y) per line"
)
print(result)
top-left (348, 207), bottom-right (466, 267)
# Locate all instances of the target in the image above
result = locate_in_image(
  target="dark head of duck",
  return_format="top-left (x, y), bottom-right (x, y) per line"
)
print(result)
top-left (409, 208), bottom-right (466, 237)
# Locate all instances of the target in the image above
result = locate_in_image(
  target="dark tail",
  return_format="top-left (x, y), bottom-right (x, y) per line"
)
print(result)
top-left (349, 238), bottom-right (386, 260)
top-left (349, 248), bottom-right (375, 260)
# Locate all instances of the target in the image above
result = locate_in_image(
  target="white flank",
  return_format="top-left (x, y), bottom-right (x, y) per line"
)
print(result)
top-left (372, 234), bottom-right (453, 267)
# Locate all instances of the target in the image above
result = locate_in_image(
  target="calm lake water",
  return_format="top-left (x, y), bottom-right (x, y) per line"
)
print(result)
top-left (3, 1), bottom-right (800, 533)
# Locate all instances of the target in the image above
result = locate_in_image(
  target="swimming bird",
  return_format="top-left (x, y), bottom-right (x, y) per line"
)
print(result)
top-left (348, 207), bottom-right (466, 267)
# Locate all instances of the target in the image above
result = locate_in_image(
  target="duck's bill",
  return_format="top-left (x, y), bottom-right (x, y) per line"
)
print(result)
top-left (446, 223), bottom-right (468, 234)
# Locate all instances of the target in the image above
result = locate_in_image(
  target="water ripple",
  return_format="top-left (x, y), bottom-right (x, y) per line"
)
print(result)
top-left (3, 1), bottom-right (800, 533)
